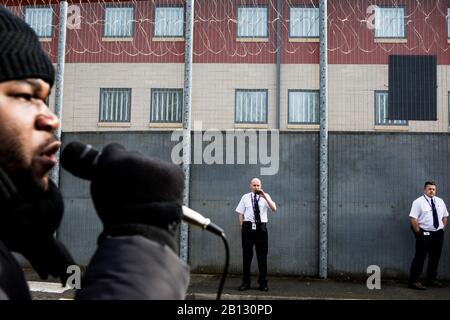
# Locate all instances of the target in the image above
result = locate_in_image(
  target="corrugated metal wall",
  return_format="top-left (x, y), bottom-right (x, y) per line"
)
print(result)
top-left (59, 132), bottom-right (450, 278)
top-left (329, 133), bottom-right (450, 278)
top-left (188, 132), bottom-right (319, 275)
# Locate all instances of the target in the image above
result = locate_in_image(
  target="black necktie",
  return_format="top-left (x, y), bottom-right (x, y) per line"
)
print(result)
top-left (431, 198), bottom-right (439, 229)
top-left (253, 194), bottom-right (261, 223)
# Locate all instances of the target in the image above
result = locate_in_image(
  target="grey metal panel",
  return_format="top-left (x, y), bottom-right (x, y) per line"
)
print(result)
top-left (58, 131), bottom-right (450, 279)
top-left (57, 198), bottom-right (102, 265)
top-left (329, 133), bottom-right (450, 278)
top-left (188, 132), bottom-right (319, 276)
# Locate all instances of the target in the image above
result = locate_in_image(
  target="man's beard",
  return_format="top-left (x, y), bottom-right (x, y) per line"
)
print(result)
top-left (0, 136), bottom-right (45, 198)
top-left (0, 133), bottom-right (26, 172)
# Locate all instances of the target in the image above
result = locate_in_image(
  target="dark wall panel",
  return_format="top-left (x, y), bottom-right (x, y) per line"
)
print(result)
top-left (59, 132), bottom-right (450, 278)
top-left (188, 133), bottom-right (319, 275)
top-left (329, 133), bottom-right (450, 278)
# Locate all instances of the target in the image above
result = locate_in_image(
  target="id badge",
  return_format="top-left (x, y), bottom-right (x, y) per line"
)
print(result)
top-left (252, 223), bottom-right (256, 230)
top-left (423, 232), bottom-right (430, 236)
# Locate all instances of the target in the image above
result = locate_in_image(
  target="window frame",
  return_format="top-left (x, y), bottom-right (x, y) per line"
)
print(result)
top-left (103, 5), bottom-right (135, 38)
top-left (153, 5), bottom-right (185, 38)
top-left (289, 5), bottom-right (320, 39)
top-left (374, 90), bottom-right (408, 126)
top-left (150, 88), bottom-right (183, 123)
top-left (374, 5), bottom-right (407, 39)
top-left (236, 5), bottom-right (269, 39)
top-left (288, 89), bottom-right (320, 125)
top-left (448, 91), bottom-right (450, 126)
top-left (447, 7), bottom-right (450, 39)
top-left (98, 88), bottom-right (132, 123)
top-left (25, 6), bottom-right (53, 38)
top-left (234, 89), bottom-right (268, 124)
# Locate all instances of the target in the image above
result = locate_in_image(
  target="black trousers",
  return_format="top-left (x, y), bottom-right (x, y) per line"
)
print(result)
top-left (241, 222), bottom-right (268, 286)
top-left (409, 229), bottom-right (444, 284)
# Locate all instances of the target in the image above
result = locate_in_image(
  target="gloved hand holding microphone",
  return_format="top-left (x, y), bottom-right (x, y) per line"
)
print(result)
top-left (61, 142), bottom-right (185, 252)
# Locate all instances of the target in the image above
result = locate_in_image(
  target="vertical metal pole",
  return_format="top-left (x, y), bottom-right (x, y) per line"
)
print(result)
top-left (180, 0), bottom-right (195, 263)
top-left (319, 0), bottom-right (328, 279)
top-left (50, 1), bottom-right (68, 187)
top-left (275, 0), bottom-right (281, 129)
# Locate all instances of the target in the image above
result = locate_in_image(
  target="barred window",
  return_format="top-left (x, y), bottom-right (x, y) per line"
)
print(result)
top-left (154, 6), bottom-right (184, 37)
top-left (447, 7), bottom-right (450, 38)
top-left (288, 90), bottom-right (319, 124)
top-left (375, 91), bottom-right (407, 125)
top-left (290, 7), bottom-right (319, 38)
top-left (237, 7), bottom-right (268, 38)
top-left (25, 7), bottom-right (53, 38)
top-left (104, 6), bottom-right (134, 37)
top-left (150, 89), bottom-right (183, 123)
top-left (235, 90), bottom-right (267, 123)
top-left (375, 7), bottom-right (405, 38)
top-left (99, 88), bottom-right (131, 122)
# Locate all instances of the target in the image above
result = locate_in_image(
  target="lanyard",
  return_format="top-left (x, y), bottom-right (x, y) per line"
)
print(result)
top-left (423, 195), bottom-right (435, 210)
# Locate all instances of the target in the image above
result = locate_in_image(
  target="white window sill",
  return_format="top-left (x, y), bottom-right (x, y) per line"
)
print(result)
top-left (374, 125), bottom-right (408, 131)
top-left (39, 37), bottom-right (52, 42)
top-left (152, 37), bottom-right (184, 42)
top-left (149, 122), bottom-right (183, 128)
top-left (102, 37), bottom-right (133, 42)
top-left (236, 37), bottom-right (269, 42)
top-left (287, 124), bottom-right (320, 130)
top-left (234, 123), bottom-right (268, 129)
top-left (289, 37), bottom-right (319, 43)
top-left (97, 122), bottom-right (131, 128)
top-left (374, 38), bottom-right (407, 43)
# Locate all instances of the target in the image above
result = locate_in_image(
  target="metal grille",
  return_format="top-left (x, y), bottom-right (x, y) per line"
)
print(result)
top-left (25, 7), bottom-right (52, 37)
top-left (375, 7), bottom-right (405, 38)
top-left (235, 90), bottom-right (267, 123)
top-left (154, 6), bottom-right (184, 37)
top-left (290, 7), bottom-right (319, 37)
top-left (150, 89), bottom-right (183, 122)
top-left (104, 6), bottom-right (134, 37)
top-left (448, 7), bottom-right (450, 38)
top-left (99, 88), bottom-right (131, 122)
top-left (237, 6), bottom-right (268, 38)
top-left (375, 91), bottom-right (407, 125)
top-left (288, 90), bottom-right (319, 124)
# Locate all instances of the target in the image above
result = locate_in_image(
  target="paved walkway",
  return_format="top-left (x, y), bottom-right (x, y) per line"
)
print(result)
top-left (185, 274), bottom-right (450, 300)
top-left (25, 272), bottom-right (450, 300)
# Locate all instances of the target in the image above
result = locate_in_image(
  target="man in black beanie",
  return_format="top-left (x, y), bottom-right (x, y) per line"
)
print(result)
top-left (0, 6), bottom-right (189, 299)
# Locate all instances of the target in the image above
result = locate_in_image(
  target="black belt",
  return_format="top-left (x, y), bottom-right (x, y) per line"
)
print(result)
top-left (243, 221), bottom-right (266, 225)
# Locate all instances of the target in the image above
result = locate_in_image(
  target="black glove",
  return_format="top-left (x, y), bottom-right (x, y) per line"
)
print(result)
top-left (0, 167), bottom-right (76, 285)
top-left (90, 143), bottom-right (184, 252)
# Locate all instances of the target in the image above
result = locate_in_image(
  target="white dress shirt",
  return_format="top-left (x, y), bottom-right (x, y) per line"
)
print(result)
top-left (409, 194), bottom-right (449, 231)
top-left (235, 192), bottom-right (273, 223)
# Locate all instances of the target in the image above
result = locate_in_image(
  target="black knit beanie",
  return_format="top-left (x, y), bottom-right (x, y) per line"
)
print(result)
top-left (0, 6), bottom-right (54, 87)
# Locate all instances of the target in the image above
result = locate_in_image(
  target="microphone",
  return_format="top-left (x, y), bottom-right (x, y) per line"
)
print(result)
top-left (60, 141), bottom-right (224, 236)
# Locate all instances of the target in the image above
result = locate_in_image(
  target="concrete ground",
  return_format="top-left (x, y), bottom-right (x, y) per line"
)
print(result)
top-left (186, 274), bottom-right (450, 300)
top-left (24, 269), bottom-right (450, 300)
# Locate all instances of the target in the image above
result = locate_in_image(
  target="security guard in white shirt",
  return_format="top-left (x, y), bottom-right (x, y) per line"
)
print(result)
top-left (235, 178), bottom-right (277, 292)
top-left (408, 181), bottom-right (448, 290)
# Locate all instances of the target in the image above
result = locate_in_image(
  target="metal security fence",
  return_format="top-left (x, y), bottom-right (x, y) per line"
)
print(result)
top-left (8, 0), bottom-right (450, 279)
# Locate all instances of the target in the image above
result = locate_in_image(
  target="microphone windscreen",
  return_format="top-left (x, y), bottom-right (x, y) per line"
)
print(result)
top-left (61, 141), bottom-right (99, 180)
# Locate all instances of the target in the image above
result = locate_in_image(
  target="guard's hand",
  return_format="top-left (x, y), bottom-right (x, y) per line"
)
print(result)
top-left (90, 143), bottom-right (184, 251)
